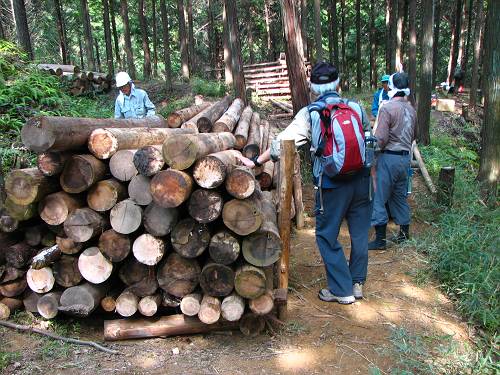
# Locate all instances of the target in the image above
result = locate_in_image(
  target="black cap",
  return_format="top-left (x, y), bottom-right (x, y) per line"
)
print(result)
top-left (392, 72), bottom-right (410, 90)
top-left (310, 62), bottom-right (339, 84)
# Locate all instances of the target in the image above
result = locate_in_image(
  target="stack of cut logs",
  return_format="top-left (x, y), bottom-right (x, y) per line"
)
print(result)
top-left (0, 96), bottom-right (304, 340)
top-left (37, 64), bottom-right (113, 96)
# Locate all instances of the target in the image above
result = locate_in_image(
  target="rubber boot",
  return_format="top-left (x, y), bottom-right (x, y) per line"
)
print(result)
top-left (368, 224), bottom-right (386, 250)
top-left (389, 225), bottom-right (410, 244)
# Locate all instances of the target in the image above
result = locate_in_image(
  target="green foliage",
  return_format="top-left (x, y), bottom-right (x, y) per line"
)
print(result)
top-left (158, 95), bottom-right (194, 118)
top-left (0, 350), bottom-right (21, 372)
top-left (190, 76), bottom-right (227, 98)
top-left (0, 41), bottom-right (27, 83)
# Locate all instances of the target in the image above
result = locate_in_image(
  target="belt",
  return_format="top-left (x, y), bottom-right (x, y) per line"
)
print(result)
top-left (382, 150), bottom-right (410, 156)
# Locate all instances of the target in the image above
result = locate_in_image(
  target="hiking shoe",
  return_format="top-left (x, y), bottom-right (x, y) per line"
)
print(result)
top-left (388, 225), bottom-right (410, 244)
top-left (353, 283), bottom-right (363, 299)
top-left (368, 224), bottom-right (387, 250)
top-left (318, 289), bottom-right (355, 304)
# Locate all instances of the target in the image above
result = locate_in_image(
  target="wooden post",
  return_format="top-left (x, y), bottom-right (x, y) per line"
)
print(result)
top-left (437, 167), bottom-right (455, 207)
top-left (277, 140), bottom-right (295, 319)
top-left (293, 152), bottom-right (305, 229)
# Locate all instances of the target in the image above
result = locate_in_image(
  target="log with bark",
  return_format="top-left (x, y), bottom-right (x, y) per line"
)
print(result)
top-left (222, 198), bottom-right (262, 236)
top-left (0, 278), bottom-right (27, 297)
top-left (198, 295), bottom-right (221, 324)
top-left (110, 199), bottom-right (143, 235)
top-left (24, 224), bottom-right (45, 246)
top-left (162, 132), bottom-right (236, 170)
top-left (259, 120), bottom-right (270, 152)
top-left (199, 263), bottom-right (235, 297)
top-left (26, 267), bottom-right (55, 293)
top-left (78, 247), bottom-right (113, 284)
top-left (87, 179), bottom-right (126, 212)
top-left (225, 166), bottom-right (256, 199)
top-left (22, 116), bottom-right (168, 153)
top-left (171, 218), bottom-right (210, 258)
top-left (234, 264), bottom-right (267, 299)
top-left (64, 208), bottom-right (108, 242)
top-left (37, 152), bottom-right (70, 176)
top-left (0, 267), bottom-right (25, 283)
top-left (167, 102), bottom-right (211, 128)
top-left (101, 294), bottom-right (118, 313)
top-left (239, 313), bottom-right (266, 336)
top-left (197, 95), bottom-right (233, 133)
top-left (249, 290), bottom-right (274, 315)
top-left (39, 191), bottom-right (83, 225)
top-left (143, 203), bottom-right (178, 237)
top-left (119, 258), bottom-right (150, 286)
top-left (128, 175), bottom-right (153, 206)
top-left (150, 169), bottom-right (193, 208)
top-left (98, 229), bottom-right (131, 262)
top-left (109, 150), bottom-right (138, 182)
top-left (242, 112), bottom-right (261, 159)
top-left (132, 234), bottom-right (165, 266)
top-left (5, 242), bottom-right (37, 268)
top-left (234, 106), bottom-right (253, 149)
top-left (59, 281), bottom-right (110, 317)
top-left (0, 297), bottom-right (23, 319)
top-left (37, 291), bottom-right (62, 319)
top-left (258, 161), bottom-right (275, 189)
top-left (208, 231), bottom-right (240, 265)
top-left (188, 189), bottom-right (223, 223)
top-left (270, 99), bottom-right (293, 113)
top-left (4, 198), bottom-right (36, 221)
top-left (133, 145), bottom-right (164, 176)
top-left (31, 244), bottom-right (61, 269)
top-left (23, 290), bottom-right (41, 312)
top-left (213, 98), bottom-right (245, 132)
top-left (5, 168), bottom-right (59, 206)
top-left (157, 253), bottom-right (200, 298)
top-left (138, 294), bottom-right (162, 316)
top-left (221, 293), bottom-right (245, 321)
top-left (0, 212), bottom-right (18, 233)
top-left (293, 153), bottom-right (305, 229)
top-left (53, 255), bottom-right (82, 287)
top-left (56, 236), bottom-right (83, 255)
top-left (192, 150), bottom-right (242, 189)
top-left (115, 291), bottom-right (139, 317)
top-left (60, 155), bottom-right (107, 194)
top-left (180, 293), bottom-right (202, 316)
top-left (88, 127), bottom-right (193, 159)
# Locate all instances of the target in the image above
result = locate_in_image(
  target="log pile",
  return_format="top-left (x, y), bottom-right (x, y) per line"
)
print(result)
top-left (0, 97), bottom-right (301, 340)
top-left (37, 64), bottom-right (113, 96)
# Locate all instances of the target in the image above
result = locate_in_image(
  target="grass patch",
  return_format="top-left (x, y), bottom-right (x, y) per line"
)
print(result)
top-left (190, 76), bottom-right (226, 98)
top-left (0, 350), bottom-right (21, 372)
top-left (158, 95), bottom-right (194, 119)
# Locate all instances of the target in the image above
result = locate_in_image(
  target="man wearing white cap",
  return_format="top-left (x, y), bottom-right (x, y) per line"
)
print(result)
top-left (114, 71), bottom-right (156, 119)
top-left (369, 72), bottom-right (416, 250)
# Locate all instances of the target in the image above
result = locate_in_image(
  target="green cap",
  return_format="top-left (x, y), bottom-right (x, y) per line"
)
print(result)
top-left (381, 74), bottom-right (390, 83)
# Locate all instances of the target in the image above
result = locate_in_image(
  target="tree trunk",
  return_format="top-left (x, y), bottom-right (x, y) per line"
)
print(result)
top-left (242, 112), bottom-right (261, 159)
top-left (4, 197), bottom-right (36, 221)
top-left (110, 0), bottom-right (122, 70)
top-left (243, 0), bottom-right (255, 64)
top-left (109, 150), bottom-right (138, 182)
top-left (355, 0), bottom-right (362, 88)
top-left (192, 150), bottom-right (242, 189)
top-left (150, 169), bottom-right (193, 208)
top-left (223, 3), bottom-right (233, 86)
top-left (64, 207), bottom-right (108, 243)
top-left (197, 95), bottom-right (233, 133)
top-left (221, 293), bottom-right (245, 321)
top-left (395, 0), bottom-right (405, 71)
top-left (200, 263), bottom-right (234, 297)
top-left (5, 168), bottom-right (59, 206)
top-left (21, 115), bottom-right (167, 153)
top-left (30, 245), bottom-right (61, 271)
top-left (0, 278), bottom-right (27, 297)
top-left (59, 282), bottom-right (110, 317)
top-left (38, 191), bottom-right (83, 225)
top-left (94, 38), bottom-right (102, 72)
top-left (234, 264), bottom-right (266, 299)
top-left (299, 0), bottom-right (307, 59)
top-left (110, 199), bottom-right (142, 235)
top-left (37, 152), bottom-right (70, 177)
top-left (37, 291), bottom-right (62, 319)
top-left (432, 0), bottom-right (441, 86)
top-left (313, 0), bottom-right (322, 61)
top-left (78, 36), bottom-right (85, 69)
top-left (469, 0), bottom-right (484, 108)
top-left (208, 0), bottom-right (216, 75)
top-left (159, 0), bottom-right (172, 88)
top-left (87, 179), bottom-right (126, 212)
top-left (222, 197), bottom-right (262, 236)
top-left (447, 0), bottom-right (462, 84)
top-left (131, 233), bottom-right (165, 265)
top-left (26, 267), bottom-right (55, 293)
top-left (171, 218), bottom-right (210, 258)
top-left (369, 0), bottom-right (377, 88)
top-left (457, 0), bottom-right (468, 70)
top-left (128, 175), bottom-right (153, 206)
top-left (102, 0), bottom-right (114, 75)
top-left (188, 189), bottom-right (223, 224)
top-left (119, 258), bottom-right (150, 286)
top-left (234, 106), bottom-right (254, 149)
top-left (132, 145), bottom-right (164, 176)
top-left (78, 247), bottom-right (113, 284)
top-left (281, 0), bottom-right (310, 113)
top-left (120, 0), bottom-right (136, 79)
top-left (167, 102), bottom-right (210, 128)
top-left (226, 166), bottom-right (256, 199)
top-left (187, 0), bottom-right (195, 72)
top-left (239, 312), bottom-right (265, 336)
top-left (60, 154), bottom-right (106, 194)
top-left (115, 291), bottom-right (139, 317)
top-left (151, 0), bottom-right (158, 77)
top-left (416, 0), bottom-right (434, 145)
top-left (98, 229), bottom-right (131, 262)
top-left (53, 255), bottom-right (82, 287)
top-left (138, 293), bottom-right (162, 316)
top-left (330, 0), bottom-right (339, 67)
top-left (80, 0), bottom-right (95, 71)
top-left (224, 0), bottom-right (246, 104)
top-left (177, 0), bottom-right (189, 79)
top-left (157, 253), bottom-right (201, 298)
top-left (104, 314), bottom-right (238, 341)
top-left (180, 293), bottom-right (201, 316)
top-left (12, 0), bottom-right (33, 59)
top-left (54, 0), bottom-right (68, 64)
top-left (143, 202), bottom-right (178, 237)
top-left (208, 231), bottom-right (240, 265)
top-left (408, 0), bottom-right (416, 106)
top-left (213, 99), bottom-right (245, 133)
top-left (340, 0), bottom-right (346, 75)
top-left (138, 0), bottom-right (152, 80)
top-left (198, 295), bottom-right (221, 324)
top-left (463, 0), bottom-right (474, 75)
top-left (249, 290), bottom-right (274, 315)
top-left (5, 242), bottom-right (36, 268)
top-left (56, 236), bottom-right (83, 255)
top-left (477, 0), bottom-right (499, 205)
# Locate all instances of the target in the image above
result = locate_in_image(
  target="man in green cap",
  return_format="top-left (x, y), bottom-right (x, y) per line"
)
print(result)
top-left (371, 75), bottom-right (390, 118)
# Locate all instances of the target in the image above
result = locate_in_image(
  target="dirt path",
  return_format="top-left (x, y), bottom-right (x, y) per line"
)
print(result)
top-left (0, 179), bottom-right (474, 375)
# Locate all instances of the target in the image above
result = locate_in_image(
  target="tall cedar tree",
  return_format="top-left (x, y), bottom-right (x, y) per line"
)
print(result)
top-left (224, 0), bottom-right (246, 103)
top-left (187, 0), bottom-right (195, 72)
top-left (340, 0), bottom-right (346, 77)
top-left (102, 0), bottom-right (114, 75)
top-left (408, 0), bottom-right (416, 106)
top-left (12, 0), bottom-right (33, 59)
top-left (313, 0), bottom-right (322, 61)
top-left (80, 0), bottom-right (96, 71)
top-left (110, 0), bottom-right (122, 70)
top-left (177, 0), bottom-right (189, 79)
top-left (477, 0), bottom-right (499, 204)
top-left (356, 0), bottom-right (361, 89)
top-left (222, 3), bottom-right (233, 85)
top-left (395, 0), bottom-right (404, 71)
top-left (369, 0), bottom-right (377, 88)
top-left (280, 0), bottom-right (309, 113)
top-left (208, 0), bottom-right (216, 75)
top-left (120, 0), bottom-right (136, 79)
top-left (432, 0), bottom-right (441, 86)
top-left (152, 0), bottom-right (158, 77)
top-left (54, 0), bottom-right (68, 64)
top-left (331, 0), bottom-right (339, 68)
top-left (300, 0), bottom-right (308, 59)
top-left (243, 0), bottom-right (255, 65)
top-left (138, 0), bottom-right (152, 79)
top-left (416, 0), bottom-right (434, 145)
top-left (457, 0), bottom-right (468, 70)
top-left (463, 0), bottom-right (474, 73)
top-left (159, 0), bottom-right (172, 89)
top-left (469, 0), bottom-right (484, 108)
top-left (94, 38), bottom-right (102, 71)
top-left (78, 36), bottom-right (85, 69)
top-left (447, 0), bottom-right (462, 84)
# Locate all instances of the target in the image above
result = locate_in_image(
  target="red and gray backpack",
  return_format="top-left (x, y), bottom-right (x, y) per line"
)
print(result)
top-left (308, 100), bottom-right (366, 178)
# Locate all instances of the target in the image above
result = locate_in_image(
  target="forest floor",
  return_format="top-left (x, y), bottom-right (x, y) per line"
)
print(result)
top-left (0, 94), bottom-right (480, 375)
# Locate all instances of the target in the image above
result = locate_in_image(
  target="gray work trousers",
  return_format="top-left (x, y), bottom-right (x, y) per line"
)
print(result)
top-left (371, 153), bottom-right (411, 226)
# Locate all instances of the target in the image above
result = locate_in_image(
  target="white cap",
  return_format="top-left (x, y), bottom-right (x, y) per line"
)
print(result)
top-left (115, 71), bottom-right (131, 88)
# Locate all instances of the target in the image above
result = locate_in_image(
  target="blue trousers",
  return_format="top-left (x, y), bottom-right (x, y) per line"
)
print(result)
top-left (371, 153), bottom-right (411, 226)
top-left (315, 174), bottom-right (373, 297)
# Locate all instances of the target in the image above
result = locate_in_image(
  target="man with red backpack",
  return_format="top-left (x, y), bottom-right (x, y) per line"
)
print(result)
top-left (242, 62), bottom-right (373, 304)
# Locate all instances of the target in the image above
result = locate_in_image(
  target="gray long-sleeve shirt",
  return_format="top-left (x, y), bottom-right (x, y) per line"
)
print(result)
top-left (375, 98), bottom-right (416, 152)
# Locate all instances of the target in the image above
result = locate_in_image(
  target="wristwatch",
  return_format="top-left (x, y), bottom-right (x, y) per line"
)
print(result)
top-left (251, 155), bottom-right (262, 167)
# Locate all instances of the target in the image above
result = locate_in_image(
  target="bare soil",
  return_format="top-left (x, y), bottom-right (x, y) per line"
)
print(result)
top-left (0, 176), bottom-right (474, 375)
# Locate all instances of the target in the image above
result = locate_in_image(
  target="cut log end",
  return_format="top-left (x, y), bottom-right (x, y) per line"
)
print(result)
top-left (88, 129), bottom-right (118, 159)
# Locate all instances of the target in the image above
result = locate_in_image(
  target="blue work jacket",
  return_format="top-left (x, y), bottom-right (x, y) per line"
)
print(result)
top-left (371, 88), bottom-right (390, 117)
top-left (114, 84), bottom-right (156, 119)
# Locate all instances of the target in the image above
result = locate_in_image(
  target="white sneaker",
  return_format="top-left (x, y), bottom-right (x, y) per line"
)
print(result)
top-left (318, 288), bottom-right (355, 304)
top-left (353, 283), bottom-right (363, 299)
